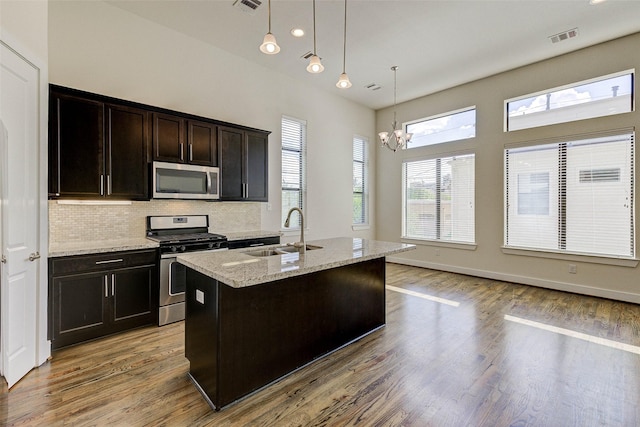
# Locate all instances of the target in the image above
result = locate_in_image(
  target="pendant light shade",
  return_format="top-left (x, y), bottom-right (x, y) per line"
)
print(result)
top-left (336, 0), bottom-right (351, 88)
top-left (307, 0), bottom-right (324, 73)
top-left (259, 0), bottom-right (280, 55)
top-left (337, 72), bottom-right (352, 89)
top-left (260, 32), bottom-right (280, 54)
top-left (307, 55), bottom-right (324, 73)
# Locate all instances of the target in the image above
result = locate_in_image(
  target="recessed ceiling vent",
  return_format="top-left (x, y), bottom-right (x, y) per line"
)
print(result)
top-left (301, 51), bottom-right (322, 61)
top-left (233, 0), bottom-right (262, 15)
top-left (366, 83), bottom-right (381, 91)
top-left (549, 28), bottom-right (578, 44)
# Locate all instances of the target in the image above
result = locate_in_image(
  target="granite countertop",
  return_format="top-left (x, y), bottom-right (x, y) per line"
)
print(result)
top-left (177, 237), bottom-right (415, 288)
top-left (48, 230), bottom-right (282, 257)
top-left (49, 238), bottom-right (159, 257)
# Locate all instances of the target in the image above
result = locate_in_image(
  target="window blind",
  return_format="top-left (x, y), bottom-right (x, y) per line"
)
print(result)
top-left (281, 116), bottom-right (306, 227)
top-left (505, 131), bottom-right (635, 257)
top-left (403, 153), bottom-right (475, 243)
top-left (353, 136), bottom-right (367, 224)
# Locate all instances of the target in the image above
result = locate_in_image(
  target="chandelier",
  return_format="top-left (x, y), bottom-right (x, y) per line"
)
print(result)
top-left (378, 66), bottom-right (412, 152)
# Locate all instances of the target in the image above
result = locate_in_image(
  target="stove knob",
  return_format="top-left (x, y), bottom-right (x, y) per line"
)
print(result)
top-left (180, 245), bottom-right (186, 252)
top-left (170, 246), bottom-right (178, 253)
top-left (208, 242), bottom-right (215, 249)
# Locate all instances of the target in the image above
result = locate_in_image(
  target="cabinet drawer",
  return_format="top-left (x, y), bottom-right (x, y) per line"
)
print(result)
top-left (50, 249), bottom-right (157, 276)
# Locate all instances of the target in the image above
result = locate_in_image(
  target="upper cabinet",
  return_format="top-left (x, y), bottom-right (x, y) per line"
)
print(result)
top-left (152, 114), bottom-right (217, 166)
top-left (49, 88), bottom-right (149, 200)
top-left (219, 126), bottom-right (269, 202)
top-left (49, 85), bottom-right (268, 201)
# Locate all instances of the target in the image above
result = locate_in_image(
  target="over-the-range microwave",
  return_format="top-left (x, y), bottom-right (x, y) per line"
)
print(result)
top-left (152, 161), bottom-right (219, 200)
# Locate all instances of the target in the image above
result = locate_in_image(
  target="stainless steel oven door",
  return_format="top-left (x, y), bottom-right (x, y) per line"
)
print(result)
top-left (159, 248), bottom-right (227, 325)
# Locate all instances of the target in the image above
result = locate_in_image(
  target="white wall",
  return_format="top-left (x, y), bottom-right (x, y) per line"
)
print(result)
top-left (376, 32), bottom-right (640, 303)
top-left (48, 0), bottom-right (376, 243)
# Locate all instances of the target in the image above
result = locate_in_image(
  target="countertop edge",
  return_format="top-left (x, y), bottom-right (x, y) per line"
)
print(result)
top-left (178, 238), bottom-right (416, 288)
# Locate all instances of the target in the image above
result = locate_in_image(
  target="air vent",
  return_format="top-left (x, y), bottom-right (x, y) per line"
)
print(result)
top-left (365, 83), bottom-right (381, 91)
top-left (233, 0), bottom-right (262, 15)
top-left (549, 28), bottom-right (578, 44)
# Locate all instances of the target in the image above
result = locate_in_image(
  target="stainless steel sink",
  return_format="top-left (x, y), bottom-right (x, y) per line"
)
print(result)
top-left (246, 245), bottom-right (323, 257)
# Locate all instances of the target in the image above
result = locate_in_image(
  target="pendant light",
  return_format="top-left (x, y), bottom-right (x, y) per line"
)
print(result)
top-left (306, 0), bottom-right (324, 73)
top-left (378, 66), bottom-right (412, 152)
top-left (336, 0), bottom-right (352, 88)
top-left (259, 0), bottom-right (280, 54)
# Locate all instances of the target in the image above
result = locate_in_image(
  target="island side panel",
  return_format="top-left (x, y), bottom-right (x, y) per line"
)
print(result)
top-left (216, 257), bottom-right (386, 408)
top-left (185, 268), bottom-right (219, 407)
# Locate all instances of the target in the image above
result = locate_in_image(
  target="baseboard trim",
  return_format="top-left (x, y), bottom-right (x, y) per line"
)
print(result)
top-left (386, 256), bottom-right (640, 305)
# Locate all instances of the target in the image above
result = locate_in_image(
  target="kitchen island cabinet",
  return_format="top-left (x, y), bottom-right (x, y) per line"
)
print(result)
top-left (178, 237), bottom-right (414, 409)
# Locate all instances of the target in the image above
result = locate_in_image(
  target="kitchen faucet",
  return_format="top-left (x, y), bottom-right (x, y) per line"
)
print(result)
top-left (284, 207), bottom-right (305, 254)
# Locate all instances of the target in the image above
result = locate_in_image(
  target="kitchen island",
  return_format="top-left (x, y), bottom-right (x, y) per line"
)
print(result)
top-left (177, 237), bottom-right (414, 410)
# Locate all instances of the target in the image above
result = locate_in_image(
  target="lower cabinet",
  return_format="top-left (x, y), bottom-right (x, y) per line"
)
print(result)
top-left (49, 249), bottom-right (158, 349)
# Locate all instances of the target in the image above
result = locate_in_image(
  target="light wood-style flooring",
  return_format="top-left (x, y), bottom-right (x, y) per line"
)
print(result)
top-left (2, 263), bottom-right (640, 426)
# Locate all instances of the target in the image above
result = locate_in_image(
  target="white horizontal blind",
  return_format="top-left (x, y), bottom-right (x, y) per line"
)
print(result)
top-left (403, 153), bottom-right (475, 243)
top-left (505, 131), bottom-right (635, 257)
top-left (281, 116), bottom-right (306, 227)
top-left (353, 136), bottom-right (367, 224)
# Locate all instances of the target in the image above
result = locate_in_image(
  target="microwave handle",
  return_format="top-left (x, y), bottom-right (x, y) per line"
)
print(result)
top-left (207, 170), bottom-right (212, 194)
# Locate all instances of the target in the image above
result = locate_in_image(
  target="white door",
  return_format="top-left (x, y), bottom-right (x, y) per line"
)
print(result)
top-left (0, 41), bottom-right (40, 388)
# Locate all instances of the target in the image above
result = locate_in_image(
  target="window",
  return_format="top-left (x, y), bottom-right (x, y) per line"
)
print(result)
top-left (281, 116), bottom-right (306, 228)
top-left (405, 107), bottom-right (476, 149)
top-left (353, 135), bottom-right (368, 225)
top-left (403, 153), bottom-right (475, 243)
top-left (506, 70), bottom-right (634, 131)
top-left (505, 131), bottom-right (635, 258)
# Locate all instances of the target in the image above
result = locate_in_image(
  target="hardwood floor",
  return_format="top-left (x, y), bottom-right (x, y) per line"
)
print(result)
top-left (3, 263), bottom-right (640, 426)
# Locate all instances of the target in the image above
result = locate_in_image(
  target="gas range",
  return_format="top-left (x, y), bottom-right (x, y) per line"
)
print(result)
top-left (146, 215), bottom-right (228, 254)
top-left (146, 214), bottom-right (228, 326)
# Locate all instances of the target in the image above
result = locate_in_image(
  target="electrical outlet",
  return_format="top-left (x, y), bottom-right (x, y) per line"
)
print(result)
top-left (568, 264), bottom-right (577, 274)
top-left (435, 248), bottom-right (441, 256)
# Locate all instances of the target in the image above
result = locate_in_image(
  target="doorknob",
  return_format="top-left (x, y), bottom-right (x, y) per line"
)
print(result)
top-left (28, 252), bottom-right (41, 262)
top-left (1, 254), bottom-right (6, 264)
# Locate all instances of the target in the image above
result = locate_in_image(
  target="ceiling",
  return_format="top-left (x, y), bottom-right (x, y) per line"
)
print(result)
top-left (106, 0), bottom-right (640, 110)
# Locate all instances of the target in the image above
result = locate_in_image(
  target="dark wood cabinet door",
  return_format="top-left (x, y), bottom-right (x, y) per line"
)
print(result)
top-left (219, 126), bottom-right (244, 200)
top-left (49, 93), bottom-right (104, 197)
top-left (106, 104), bottom-right (150, 200)
top-left (246, 131), bottom-right (269, 201)
top-left (188, 120), bottom-right (217, 166)
top-left (51, 272), bottom-right (109, 349)
top-left (152, 113), bottom-right (185, 163)
top-left (111, 265), bottom-right (156, 331)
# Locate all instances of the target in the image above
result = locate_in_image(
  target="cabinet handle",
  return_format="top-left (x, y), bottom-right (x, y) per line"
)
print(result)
top-left (100, 175), bottom-right (105, 196)
top-left (104, 276), bottom-right (108, 297)
top-left (111, 274), bottom-right (115, 296)
top-left (107, 175), bottom-right (112, 196)
top-left (180, 143), bottom-right (184, 161)
top-left (95, 259), bottom-right (123, 265)
top-left (189, 144), bottom-right (193, 162)
top-left (28, 252), bottom-right (41, 262)
top-left (249, 243), bottom-right (265, 247)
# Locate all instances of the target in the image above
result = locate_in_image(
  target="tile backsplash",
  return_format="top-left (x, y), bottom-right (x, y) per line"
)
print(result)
top-left (49, 200), bottom-right (261, 243)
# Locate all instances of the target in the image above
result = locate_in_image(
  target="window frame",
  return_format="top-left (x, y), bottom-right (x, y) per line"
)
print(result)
top-left (281, 115), bottom-right (307, 230)
top-left (403, 106), bottom-right (476, 149)
top-left (504, 69), bottom-right (635, 132)
top-left (503, 129), bottom-right (636, 260)
top-left (352, 135), bottom-right (368, 226)
top-left (402, 151), bottom-right (476, 245)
